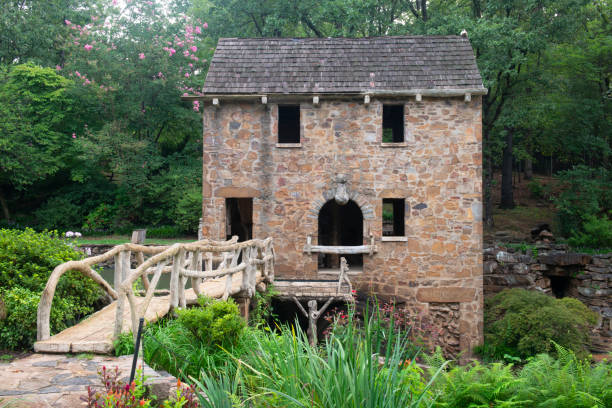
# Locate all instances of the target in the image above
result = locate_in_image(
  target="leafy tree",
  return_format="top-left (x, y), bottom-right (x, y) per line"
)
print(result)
top-left (0, 64), bottom-right (76, 221)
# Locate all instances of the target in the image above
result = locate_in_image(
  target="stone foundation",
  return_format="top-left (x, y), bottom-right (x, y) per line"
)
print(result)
top-left (484, 243), bottom-right (611, 353)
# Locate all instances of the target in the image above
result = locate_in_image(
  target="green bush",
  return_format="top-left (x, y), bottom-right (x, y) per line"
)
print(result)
top-left (0, 228), bottom-right (102, 349)
top-left (431, 344), bottom-right (612, 408)
top-left (173, 188), bottom-right (202, 234)
top-left (82, 203), bottom-right (118, 233)
top-left (554, 165), bottom-right (612, 243)
top-left (176, 297), bottom-right (245, 348)
top-left (483, 289), bottom-right (597, 359)
top-left (0, 287), bottom-right (82, 349)
top-left (567, 213), bottom-right (612, 250)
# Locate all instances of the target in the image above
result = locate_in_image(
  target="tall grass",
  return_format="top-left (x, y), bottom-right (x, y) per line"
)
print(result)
top-left (193, 304), bottom-right (446, 407)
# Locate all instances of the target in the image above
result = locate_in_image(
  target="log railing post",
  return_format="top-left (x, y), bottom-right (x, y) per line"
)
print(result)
top-left (169, 247), bottom-right (184, 311)
top-left (113, 250), bottom-right (128, 339)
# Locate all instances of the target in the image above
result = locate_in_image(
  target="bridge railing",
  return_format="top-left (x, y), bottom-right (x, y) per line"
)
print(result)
top-left (36, 237), bottom-right (274, 342)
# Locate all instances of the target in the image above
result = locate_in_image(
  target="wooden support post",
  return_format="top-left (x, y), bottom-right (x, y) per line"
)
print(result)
top-left (292, 296), bottom-right (335, 346)
top-left (236, 293), bottom-right (251, 321)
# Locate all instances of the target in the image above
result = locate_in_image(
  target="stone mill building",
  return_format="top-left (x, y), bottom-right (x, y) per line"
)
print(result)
top-left (191, 35), bottom-right (486, 354)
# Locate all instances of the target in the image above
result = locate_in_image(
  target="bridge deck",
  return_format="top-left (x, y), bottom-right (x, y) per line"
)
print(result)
top-left (34, 273), bottom-right (257, 354)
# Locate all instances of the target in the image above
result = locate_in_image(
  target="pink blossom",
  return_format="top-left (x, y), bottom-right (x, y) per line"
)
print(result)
top-left (177, 41), bottom-right (184, 48)
top-left (146, 1), bottom-right (153, 4)
top-left (188, 63), bottom-right (193, 67)
top-left (75, 71), bottom-right (81, 77)
top-left (139, 53), bottom-right (145, 60)
top-left (203, 22), bottom-right (208, 29)
top-left (195, 26), bottom-right (201, 34)
top-left (72, 133), bottom-right (76, 139)
top-left (84, 79), bottom-right (91, 85)
top-left (190, 46), bottom-right (197, 52)
top-left (182, 92), bottom-right (189, 97)
top-left (74, 41), bottom-right (80, 46)
top-left (169, 48), bottom-right (176, 56)
top-left (191, 56), bottom-right (199, 61)
top-left (55, 65), bottom-right (62, 71)
top-left (112, 0), bottom-right (117, 4)
top-left (157, 72), bottom-right (163, 78)
top-left (193, 100), bottom-right (200, 112)
top-left (184, 72), bottom-right (190, 78)
top-left (65, 19), bottom-right (71, 25)
top-left (84, 44), bottom-right (93, 51)
top-left (183, 50), bottom-right (190, 57)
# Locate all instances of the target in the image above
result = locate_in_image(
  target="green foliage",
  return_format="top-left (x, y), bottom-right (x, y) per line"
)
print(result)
top-left (0, 228), bottom-right (101, 349)
top-left (555, 166), bottom-right (612, 243)
top-left (228, 308), bottom-right (442, 407)
top-left (250, 284), bottom-right (279, 328)
top-left (567, 213), bottom-right (612, 250)
top-left (113, 332), bottom-right (135, 356)
top-left (483, 289), bottom-right (598, 359)
top-left (173, 188), bottom-right (202, 234)
top-left (82, 203), bottom-right (118, 233)
top-left (433, 344), bottom-right (612, 408)
top-left (176, 297), bottom-right (245, 348)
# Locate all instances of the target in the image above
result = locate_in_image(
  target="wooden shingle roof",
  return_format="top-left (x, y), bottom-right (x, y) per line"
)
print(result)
top-left (203, 36), bottom-right (485, 95)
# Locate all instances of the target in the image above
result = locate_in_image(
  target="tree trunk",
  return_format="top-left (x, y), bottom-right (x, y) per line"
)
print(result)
top-left (500, 129), bottom-right (515, 209)
top-left (0, 187), bottom-right (10, 221)
top-left (524, 158), bottom-right (533, 180)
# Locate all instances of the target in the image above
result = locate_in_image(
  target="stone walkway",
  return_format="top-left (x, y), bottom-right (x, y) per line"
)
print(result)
top-left (0, 353), bottom-right (176, 407)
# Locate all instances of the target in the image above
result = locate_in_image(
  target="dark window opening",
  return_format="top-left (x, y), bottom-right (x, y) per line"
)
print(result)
top-left (226, 198), bottom-right (253, 242)
top-left (550, 275), bottom-right (570, 298)
top-left (382, 199), bottom-right (405, 236)
top-left (318, 200), bottom-right (363, 269)
top-left (278, 105), bottom-right (300, 143)
top-left (382, 105), bottom-right (404, 143)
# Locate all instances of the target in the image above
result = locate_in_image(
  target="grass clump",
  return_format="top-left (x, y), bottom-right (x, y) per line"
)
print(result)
top-left (482, 288), bottom-right (597, 360)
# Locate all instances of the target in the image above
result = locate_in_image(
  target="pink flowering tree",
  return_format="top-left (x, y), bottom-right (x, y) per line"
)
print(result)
top-left (59, 0), bottom-right (213, 225)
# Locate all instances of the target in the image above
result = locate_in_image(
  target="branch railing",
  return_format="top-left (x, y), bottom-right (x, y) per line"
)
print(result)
top-left (37, 237), bottom-right (274, 342)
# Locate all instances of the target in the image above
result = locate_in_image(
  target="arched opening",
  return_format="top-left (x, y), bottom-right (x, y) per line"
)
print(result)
top-left (318, 199), bottom-right (363, 270)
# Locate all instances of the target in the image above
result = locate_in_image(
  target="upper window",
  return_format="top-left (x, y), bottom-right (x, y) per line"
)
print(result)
top-left (382, 105), bottom-right (404, 143)
top-left (278, 105), bottom-right (300, 143)
top-left (382, 198), bottom-right (405, 237)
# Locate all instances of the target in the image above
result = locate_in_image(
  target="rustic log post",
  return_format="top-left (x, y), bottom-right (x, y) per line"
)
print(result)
top-left (292, 296), bottom-right (334, 346)
top-left (113, 250), bottom-right (129, 339)
top-left (131, 229), bottom-right (149, 291)
top-left (236, 292), bottom-right (251, 320)
top-left (169, 248), bottom-right (185, 311)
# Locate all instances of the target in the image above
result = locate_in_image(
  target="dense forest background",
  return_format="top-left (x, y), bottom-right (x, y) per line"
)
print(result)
top-left (0, 0), bottom-right (610, 245)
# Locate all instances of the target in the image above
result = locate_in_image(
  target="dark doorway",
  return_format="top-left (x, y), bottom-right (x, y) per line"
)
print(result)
top-left (550, 275), bottom-right (570, 298)
top-left (318, 200), bottom-right (363, 269)
top-left (226, 198), bottom-right (253, 242)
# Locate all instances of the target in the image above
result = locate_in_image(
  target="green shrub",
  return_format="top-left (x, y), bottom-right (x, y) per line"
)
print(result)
top-left (176, 297), bottom-right (245, 348)
top-left (113, 332), bottom-right (135, 356)
top-left (0, 228), bottom-right (102, 349)
top-left (567, 213), bottom-right (612, 250)
top-left (483, 289), bottom-right (597, 359)
top-left (173, 188), bottom-right (202, 234)
top-left (82, 203), bottom-right (118, 233)
top-left (432, 344), bottom-right (612, 408)
top-left (34, 196), bottom-right (84, 231)
top-left (554, 165), bottom-right (612, 242)
top-left (0, 286), bottom-right (84, 349)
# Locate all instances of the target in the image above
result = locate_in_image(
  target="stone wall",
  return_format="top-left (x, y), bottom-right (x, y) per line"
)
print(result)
top-left (484, 243), bottom-right (611, 353)
top-left (201, 96), bottom-right (483, 353)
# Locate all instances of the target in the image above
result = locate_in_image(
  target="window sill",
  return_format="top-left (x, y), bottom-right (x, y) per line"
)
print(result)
top-left (381, 236), bottom-right (407, 242)
top-left (276, 143), bottom-right (302, 148)
top-left (380, 142), bottom-right (407, 147)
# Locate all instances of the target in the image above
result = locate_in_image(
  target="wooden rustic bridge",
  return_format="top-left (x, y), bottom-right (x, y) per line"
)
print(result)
top-left (34, 234), bottom-right (356, 353)
top-left (35, 237), bottom-right (274, 354)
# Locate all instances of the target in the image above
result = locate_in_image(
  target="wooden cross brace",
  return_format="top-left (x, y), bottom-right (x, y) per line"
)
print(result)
top-left (291, 296), bottom-right (335, 345)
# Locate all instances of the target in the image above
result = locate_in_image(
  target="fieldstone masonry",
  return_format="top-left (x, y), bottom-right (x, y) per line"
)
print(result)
top-left (201, 97), bottom-right (484, 353)
top-left (484, 243), bottom-right (612, 353)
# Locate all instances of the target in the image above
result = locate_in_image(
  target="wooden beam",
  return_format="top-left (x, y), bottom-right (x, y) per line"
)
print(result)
top-left (303, 244), bottom-right (377, 255)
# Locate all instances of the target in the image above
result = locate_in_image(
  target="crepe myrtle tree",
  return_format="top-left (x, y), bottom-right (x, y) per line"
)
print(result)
top-left (57, 0), bottom-right (212, 222)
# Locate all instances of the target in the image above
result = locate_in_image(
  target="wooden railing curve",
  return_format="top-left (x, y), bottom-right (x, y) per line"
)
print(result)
top-left (36, 237), bottom-right (274, 342)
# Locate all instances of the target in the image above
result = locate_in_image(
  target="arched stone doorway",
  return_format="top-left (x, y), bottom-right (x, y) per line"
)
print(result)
top-left (318, 199), bottom-right (363, 269)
